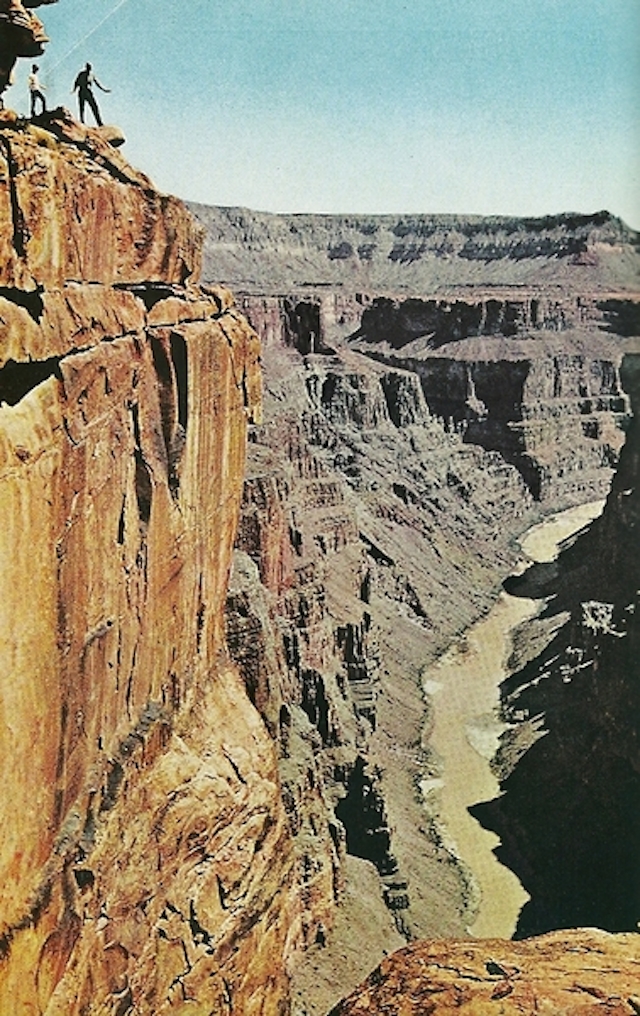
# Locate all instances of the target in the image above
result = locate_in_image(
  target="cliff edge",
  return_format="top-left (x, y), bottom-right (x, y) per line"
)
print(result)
top-left (0, 109), bottom-right (298, 1015)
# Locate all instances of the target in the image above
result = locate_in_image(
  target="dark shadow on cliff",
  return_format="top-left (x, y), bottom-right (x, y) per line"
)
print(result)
top-left (471, 354), bottom-right (640, 938)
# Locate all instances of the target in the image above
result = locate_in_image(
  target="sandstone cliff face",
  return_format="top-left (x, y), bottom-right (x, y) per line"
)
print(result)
top-left (0, 112), bottom-right (296, 1015)
top-left (328, 930), bottom-right (640, 1015)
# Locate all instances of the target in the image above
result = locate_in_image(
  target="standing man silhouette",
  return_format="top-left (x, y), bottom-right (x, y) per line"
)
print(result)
top-left (28, 64), bottom-right (46, 117)
top-left (73, 63), bottom-right (110, 126)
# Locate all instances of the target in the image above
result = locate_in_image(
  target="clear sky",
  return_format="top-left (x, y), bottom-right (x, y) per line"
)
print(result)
top-left (7, 0), bottom-right (640, 227)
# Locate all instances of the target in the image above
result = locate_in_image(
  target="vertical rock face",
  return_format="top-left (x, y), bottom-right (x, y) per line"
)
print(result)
top-left (0, 114), bottom-right (298, 1014)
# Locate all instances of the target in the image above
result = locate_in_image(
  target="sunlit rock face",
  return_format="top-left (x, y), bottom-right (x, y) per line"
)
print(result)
top-left (328, 930), bottom-right (640, 1015)
top-left (0, 113), bottom-right (301, 1015)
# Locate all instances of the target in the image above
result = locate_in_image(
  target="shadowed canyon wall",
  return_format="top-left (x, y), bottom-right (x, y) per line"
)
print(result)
top-left (473, 352), bottom-right (640, 939)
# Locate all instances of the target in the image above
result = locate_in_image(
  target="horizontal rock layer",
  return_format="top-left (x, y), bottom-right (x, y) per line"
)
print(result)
top-left (190, 203), bottom-right (640, 294)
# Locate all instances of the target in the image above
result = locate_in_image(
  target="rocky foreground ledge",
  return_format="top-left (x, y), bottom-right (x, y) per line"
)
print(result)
top-left (329, 930), bottom-right (640, 1015)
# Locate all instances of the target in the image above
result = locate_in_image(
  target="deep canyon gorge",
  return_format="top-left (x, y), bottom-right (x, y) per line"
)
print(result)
top-left (0, 71), bottom-right (638, 1015)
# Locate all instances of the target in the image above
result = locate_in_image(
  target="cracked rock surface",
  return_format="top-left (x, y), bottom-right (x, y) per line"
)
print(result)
top-left (328, 929), bottom-right (640, 1015)
top-left (0, 113), bottom-right (298, 1015)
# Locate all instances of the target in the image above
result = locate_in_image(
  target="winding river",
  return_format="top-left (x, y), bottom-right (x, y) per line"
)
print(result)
top-left (420, 499), bottom-right (605, 938)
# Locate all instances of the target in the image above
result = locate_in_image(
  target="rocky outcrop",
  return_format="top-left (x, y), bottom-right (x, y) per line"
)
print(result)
top-left (0, 113), bottom-right (301, 1014)
top-left (0, 0), bottom-right (55, 99)
top-left (328, 930), bottom-right (640, 1015)
top-left (0, 108), bottom-right (201, 290)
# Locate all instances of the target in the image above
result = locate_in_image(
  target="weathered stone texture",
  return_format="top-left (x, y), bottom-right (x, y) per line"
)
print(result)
top-left (329, 930), bottom-right (640, 1015)
top-left (0, 113), bottom-right (202, 291)
top-left (0, 119), bottom-right (297, 1015)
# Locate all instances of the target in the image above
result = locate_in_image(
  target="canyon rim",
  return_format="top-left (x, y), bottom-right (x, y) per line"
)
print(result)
top-left (0, 3), bottom-right (639, 1015)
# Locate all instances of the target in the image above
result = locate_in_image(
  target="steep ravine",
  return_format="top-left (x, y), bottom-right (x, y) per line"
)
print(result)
top-left (222, 317), bottom-right (638, 1012)
top-left (1, 119), bottom-right (638, 1016)
top-left (197, 203), bottom-right (640, 1012)
top-left (328, 357), bottom-right (640, 1013)
top-left (472, 352), bottom-right (640, 940)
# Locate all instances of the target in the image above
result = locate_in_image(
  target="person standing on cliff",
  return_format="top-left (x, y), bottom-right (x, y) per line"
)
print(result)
top-left (28, 63), bottom-right (46, 118)
top-left (72, 62), bottom-right (110, 126)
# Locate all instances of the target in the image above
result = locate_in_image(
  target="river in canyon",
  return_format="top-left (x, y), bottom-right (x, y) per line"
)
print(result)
top-left (420, 499), bottom-right (606, 939)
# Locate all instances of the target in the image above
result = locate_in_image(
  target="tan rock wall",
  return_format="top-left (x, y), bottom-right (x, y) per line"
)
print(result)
top-left (0, 121), bottom-right (297, 1015)
top-left (0, 118), bottom-right (202, 291)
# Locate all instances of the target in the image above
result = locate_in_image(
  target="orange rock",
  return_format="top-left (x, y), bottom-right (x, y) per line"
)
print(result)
top-left (0, 117), bottom-right (201, 291)
top-left (0, 120), bottom-right (295, 1015)
top-left (329, 930), bottom-right (640, 1015)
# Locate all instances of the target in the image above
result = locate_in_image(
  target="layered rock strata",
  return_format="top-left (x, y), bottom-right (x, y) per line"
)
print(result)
top-left (224, 330), bottom-right (544, 1010)
top-left (189, 205), bottom-right (640, 294)
top-left (0, 113), bottom-right (300, 1014)
top-left (350, 320), bottom-right (630, 504)
top-left (194, 204), bottom-right (639, 509)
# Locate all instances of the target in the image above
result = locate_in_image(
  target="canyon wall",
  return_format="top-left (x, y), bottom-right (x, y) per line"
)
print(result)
top-left (472, 352), bottom-right (640, 940)
top-left (189, 204), bottom-right (640, 294)
top-left (332, 357), bottom-right (640, 1009)
top-left (0, 111), bottom-right (299, 1015)
top-left (1, 118), bottom-right (637, 1016)
top-left (192, 202), bottom-right (640, 1012)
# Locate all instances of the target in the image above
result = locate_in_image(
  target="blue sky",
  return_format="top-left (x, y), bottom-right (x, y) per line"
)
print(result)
top-left (7, 0), bottom-right (640, 226)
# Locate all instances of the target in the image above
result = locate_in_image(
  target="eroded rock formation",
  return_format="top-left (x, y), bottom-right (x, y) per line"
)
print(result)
top-left (0, 0), bottom-right (55, 101)
top-left (194, 203), bottom-right (640, 1013)
top-left (0, 112), bottom-right (301, 1015)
